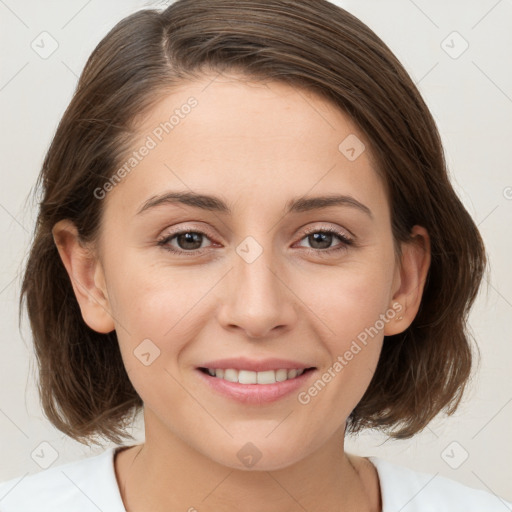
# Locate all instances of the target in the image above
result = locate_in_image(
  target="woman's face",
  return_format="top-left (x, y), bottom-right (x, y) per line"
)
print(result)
top-left (76, 74), bottom-right (424, 470)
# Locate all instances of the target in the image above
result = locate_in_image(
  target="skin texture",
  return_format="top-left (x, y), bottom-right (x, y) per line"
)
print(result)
top-left (52, 74), bottom-right (431, 512)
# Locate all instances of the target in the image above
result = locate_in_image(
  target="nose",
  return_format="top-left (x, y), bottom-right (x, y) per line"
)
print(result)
top-left (216, 243), bottom-right (297, 339)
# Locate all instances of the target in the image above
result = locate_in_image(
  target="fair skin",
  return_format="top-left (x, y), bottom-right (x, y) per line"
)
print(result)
top-left (52, 74), bottom-right (430, 512)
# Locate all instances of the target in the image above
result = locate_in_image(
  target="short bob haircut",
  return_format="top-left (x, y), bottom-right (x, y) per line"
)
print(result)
top-left (20, 0), bottom-right (486, 446)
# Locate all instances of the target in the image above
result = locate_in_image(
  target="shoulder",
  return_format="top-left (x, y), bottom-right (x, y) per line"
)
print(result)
top-left (0, 447), bottom-right (126, 512)
top-left (369, 456), bottom-right (512, 512)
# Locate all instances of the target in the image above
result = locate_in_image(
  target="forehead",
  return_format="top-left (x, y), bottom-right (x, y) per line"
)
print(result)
top-left (106, 75), bottom-right (388, 219)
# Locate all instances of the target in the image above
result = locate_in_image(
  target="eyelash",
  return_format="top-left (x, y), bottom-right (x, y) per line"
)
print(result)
top-left (157, 226), bottom-right (354, 258)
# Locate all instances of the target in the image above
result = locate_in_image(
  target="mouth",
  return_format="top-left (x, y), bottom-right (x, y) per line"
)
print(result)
top-left (196, 365), bottom-right (317, 404)
top-left (195, 356), bottom-right (317, 404)
top-left (198, 366), bottom-right (316, 385)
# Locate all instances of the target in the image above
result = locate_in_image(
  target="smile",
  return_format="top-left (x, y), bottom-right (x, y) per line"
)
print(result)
top-left (199, 367), bottom-right (314, 384)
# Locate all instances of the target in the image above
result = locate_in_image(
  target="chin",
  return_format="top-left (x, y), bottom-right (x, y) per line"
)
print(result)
top-left (204, 436), bottom-right (312, 472)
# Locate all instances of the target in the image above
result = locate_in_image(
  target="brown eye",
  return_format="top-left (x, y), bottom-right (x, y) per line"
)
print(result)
top-left (157, 230), bottom-right (214, 255)
top-left (295, 227), bottom-right (354, 257)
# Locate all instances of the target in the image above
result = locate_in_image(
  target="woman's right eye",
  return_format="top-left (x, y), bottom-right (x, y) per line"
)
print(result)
top-left (157, 230), bottom-right (213, 256)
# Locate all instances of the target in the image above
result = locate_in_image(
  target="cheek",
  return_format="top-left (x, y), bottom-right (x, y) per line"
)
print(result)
top-left (107, 249), bottom-right (206, 335)
top-left (296, 252), bottom-right (393, 404)
top-left (110, 277), bottom-right (196, 411)
top-left (304, 258), bottom-right (394, 346)
top-left (108, 259), bottom-right (225, 395)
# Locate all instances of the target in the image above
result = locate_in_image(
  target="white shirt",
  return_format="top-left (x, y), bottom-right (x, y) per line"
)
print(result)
top-left (0, 447), bottom-right (510, 511)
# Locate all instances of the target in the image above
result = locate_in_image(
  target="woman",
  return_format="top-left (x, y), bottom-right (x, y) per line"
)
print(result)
top-left (1, 1), bottom-right (510, 510)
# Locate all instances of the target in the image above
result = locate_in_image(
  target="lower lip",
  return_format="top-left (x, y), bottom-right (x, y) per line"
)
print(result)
top-left (196, 368), bottom-right (316, 404)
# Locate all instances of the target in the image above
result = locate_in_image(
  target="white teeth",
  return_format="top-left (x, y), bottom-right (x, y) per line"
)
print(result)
top-left (238, 370), bottom-right (257, 384)
top-left (257, 370), bottom-right (277, 384)
top-left (223, 369), bottom-right (238, 382)
top-left (205, 367), bottom-right (307, 384)
top-left (275, 369), bottom-right (288, 382)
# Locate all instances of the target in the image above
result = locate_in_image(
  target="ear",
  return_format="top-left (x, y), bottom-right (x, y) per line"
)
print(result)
top-left (384, 225), bottom-right (431, 335)
top-left (52, 219), bottom-right (115, 334)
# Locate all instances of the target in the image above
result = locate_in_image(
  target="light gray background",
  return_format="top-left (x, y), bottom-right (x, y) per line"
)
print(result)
top-left (1, 0), bottom-right (511, 503)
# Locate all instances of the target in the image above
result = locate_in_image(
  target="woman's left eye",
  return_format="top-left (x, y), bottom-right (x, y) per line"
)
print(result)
top-left (157, 227), bottom-right (354, 257)
top-left (295, 227), bottom-right (354, 255)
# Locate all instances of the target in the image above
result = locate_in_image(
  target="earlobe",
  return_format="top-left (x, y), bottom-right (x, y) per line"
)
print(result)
top-left (52, 219), bottom-right (115, 334)
top-left (384, 225), bottom-right (431, 336)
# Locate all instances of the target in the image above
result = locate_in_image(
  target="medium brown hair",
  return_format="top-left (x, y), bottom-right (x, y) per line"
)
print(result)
top-left (20, 0), bottom-right (486, 445)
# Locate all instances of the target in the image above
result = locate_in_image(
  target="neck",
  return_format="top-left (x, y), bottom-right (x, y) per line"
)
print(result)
top-left (116, 411), bottom-right (378, 512)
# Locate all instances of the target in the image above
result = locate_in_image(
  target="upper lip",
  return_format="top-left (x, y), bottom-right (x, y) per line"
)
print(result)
top-left (198, 357), bottom-right (315, 372)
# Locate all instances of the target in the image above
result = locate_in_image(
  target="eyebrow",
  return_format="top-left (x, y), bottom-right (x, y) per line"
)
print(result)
top-left (136, 191), bottom-right (373, 219)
